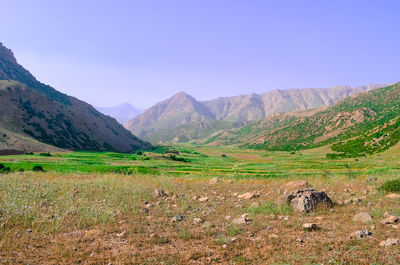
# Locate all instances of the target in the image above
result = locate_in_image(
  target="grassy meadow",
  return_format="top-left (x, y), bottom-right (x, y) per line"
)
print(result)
top-left (0, 144), bottom-right (399, 264)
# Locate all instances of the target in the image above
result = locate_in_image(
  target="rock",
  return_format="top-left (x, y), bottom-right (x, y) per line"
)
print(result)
top-left (250, 201), bottom-right (260, 207)
top-left (231, 237), bottom-right (237, 242)
top-left (287, 189), bottom-right (334, 212)
top-left (198, 196), bottom-right (209, 202)
top-left (384, 211), bottom-right (394, 218)
top-left (209, 177), bottom-right (218, 185)
top-left (269, 233), bottom-right (279, 239)
top-left (367, 177), bottom-right (377, 182)
top-left (381, 215), bottom-right (399, 225)
top-left (303, 223), bottom-right (318, 231)
top-left (385, 193), bottom-right (400, 199)
top-left (283, 180), bottom-right (308, 192)
top-left (238, 192), bottom-right (260, 200)
top-left (153, 189), bottom-right (165, 198)
top-left (225, 215), bottom-right (231, 221)
top-left (144, 202), bottom-right (152, 209)
top-left (353, 212), bottom-right (373, 223)
top-left (222, 244), bottom-right (227, 249)
top-left (201, 221), bottom-right (213, 229)
top-left (352, 230), bottom-right (372, 239)
top-left (193, 218), bottom-right (203, 224)
top-left (232, 213), bottom-right (252, 225)
top-left (379, 238), bottom-right (399, 247)
top-left (171, 213), bottom-right (183, 222)
top-left (391, 225), bottom-right (399, 230)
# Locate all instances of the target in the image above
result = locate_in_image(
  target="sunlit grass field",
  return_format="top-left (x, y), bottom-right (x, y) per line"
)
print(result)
top-left (0, 144), bottom-right (399, 263)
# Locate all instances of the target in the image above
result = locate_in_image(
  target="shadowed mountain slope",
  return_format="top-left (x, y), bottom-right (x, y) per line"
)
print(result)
top-left (0, 43), bottom-right (151, 152)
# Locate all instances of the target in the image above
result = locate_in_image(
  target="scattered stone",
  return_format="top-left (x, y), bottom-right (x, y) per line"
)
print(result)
top-left (171, 213), bottom-right (183, 222)
top-left (303, 223), bottom-right (318, 231)
top-left (201, 221), bottom-right (213, 229)
top-left (379, 238), bottom-right (399, 247)
top-left (222, 244), bottom-right (227, 249)
top-left (363, 189), bottom-right (369, 195)
top-left (367, 177), bottom-right (377, 182)
top-left (352, 230), bottom-right (372, 239)
top-left (193, 218), bottom-right (203, 224)
top-left (231, 237), bottom-right (237, 242)
top-left (370, 225), bottom-right (376, 230)
top-left (116, 231), bottom-right (126, 238)
top-left (381, 215), bottom-right (399, 225)
top-left (26, 229), bottom-right (32, 233)
top-left (269, 233), bottom-right (279, 239)
top-left (237, 192), bottom-right (260, 200)
top-left (144, 202), bottom-right (152, 209)
top-left (353, 212), bottom-right (372, 223)
top-left (225, 215), bottom-right (231, 221)
top-left (209, 177), bottom-right (218, 185)
top-left (385, 193), bottom-right (400, 199)
top-left (283, 180), bottom-right (308, 192)
top-left (171, 194), bottom-right (177, 200)
top-left (250, 201), bottom-right (260, 207)
top-left (232, 192), bottom-right (238, 197)
top-left (287, 189), bottom-right (334, 212)
top-left (232, 213), bottom-right (252, 225)
top-left (198, 196), bottom-right (210, 202)
top-left (384, 211), bottom-right (394, 218)
top-left (153, 189), bottom-right (165, 198)
top-left (296, 238), bottom-right (304, 243)
top-left (391, 225), bottom-right (399, 230)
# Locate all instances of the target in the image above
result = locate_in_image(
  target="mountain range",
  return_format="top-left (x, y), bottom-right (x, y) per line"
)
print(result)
top-left (0, 42), bottom-right (151, 153)
top-left (207, 82), bottom-right (400, 157)
top-left (96, 103), bottom-right (143, 125)
top-left (126, 84), bottom-right (387, 144)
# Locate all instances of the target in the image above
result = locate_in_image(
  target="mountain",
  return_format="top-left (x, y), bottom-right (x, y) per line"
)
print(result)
top-left (209, 82), bottom-right (400, 157)
top-left (0, 42), bottom-right (151, 153)
top-left (126, 84), bottom-right (387, 144)
top-left (96, 103), bottom-right (143, 125)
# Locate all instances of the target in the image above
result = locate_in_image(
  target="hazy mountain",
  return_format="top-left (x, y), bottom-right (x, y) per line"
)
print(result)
top-left (96, 103), bottom-right (143, 125)
top-left (0, 42), bottom-right (151, 152)
top-left (208, 82), bottom-right (400, 157)
top-left (126, 84), bottom-right (387, 144)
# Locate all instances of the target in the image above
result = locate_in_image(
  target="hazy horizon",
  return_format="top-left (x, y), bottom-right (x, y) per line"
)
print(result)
top-left (1, 0), bottom-right (399, 109)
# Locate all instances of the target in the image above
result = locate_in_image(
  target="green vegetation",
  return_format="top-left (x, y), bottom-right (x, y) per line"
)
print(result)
top-left (379, 179), bottom-right (400, 193)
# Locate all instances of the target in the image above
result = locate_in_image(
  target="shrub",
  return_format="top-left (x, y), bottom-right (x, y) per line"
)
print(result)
top-left (0, 164), bottom-right (4, 170)
top-left (39, 152), bottom-right (52, 157)
top-left (221, 154), bottom-right (227, 158)
top-left (25, 152), bottom-right (34, 155)
top-left (32, 166), bottom-right (44, 172)
top-left (1, 167), bottom-right (11, 173)
top-left (379, 179), bottom-right (400, 193)
top-left (136, 151), bottom-right (143, 155)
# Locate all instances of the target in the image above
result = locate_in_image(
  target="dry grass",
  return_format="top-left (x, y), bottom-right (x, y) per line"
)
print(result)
top-left (0, 172), bottom-right (399, 264)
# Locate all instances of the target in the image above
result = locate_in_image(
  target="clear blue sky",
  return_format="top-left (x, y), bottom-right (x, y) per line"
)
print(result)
top-left (1, 0), bottom-right (399, 108)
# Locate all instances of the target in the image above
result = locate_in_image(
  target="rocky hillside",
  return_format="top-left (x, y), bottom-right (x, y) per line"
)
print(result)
top-left (0, 43), bottom-right (151, 152)
top-left (211, 83), bottom-right (400, 157)
top-left (126, 84), bottom-right (387, 143)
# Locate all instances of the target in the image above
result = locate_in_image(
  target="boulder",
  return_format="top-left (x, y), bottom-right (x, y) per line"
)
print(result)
top-left (353, 212), bottom-right (373, 223)
top-left (381, 215), bottom-right (399, 225)
top-left (232, 213), bottom-right (252, 225)
top-left (379, 238), bottom-right (399, 247)
top-left (283, 180), bottom-right (308, 192)
top-left (209, 177), bottom-right (218, 185)
top-left (352, 230), bottom-right (372, 239)
top-left (303, 223), bottom-right (318, 231)
top-left (152, 189), bottom-right (166, 198)
top-left (238, 192), bottom-right (260, 200)
top-left (385, 193), bottom-right (400, 199)
top-left (286, 189), bottom-right (334, 212)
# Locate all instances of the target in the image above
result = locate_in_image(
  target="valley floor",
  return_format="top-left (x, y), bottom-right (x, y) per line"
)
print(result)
top-left (0, 145), bottom-right (399, 264)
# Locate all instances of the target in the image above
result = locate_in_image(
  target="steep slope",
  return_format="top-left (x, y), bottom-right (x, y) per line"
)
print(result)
top-left (232, 83), bottom-right (400, 157)
top-left (127, 84), bottom-right (386, 144)
top-left (0, 43), bottom-right (151, 152)
top-left (96, 103), bottom-right (143, 124)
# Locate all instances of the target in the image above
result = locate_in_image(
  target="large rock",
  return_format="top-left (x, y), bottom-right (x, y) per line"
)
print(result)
top-left (286, 189), bottom-right (334, 212)
top-left (379, 238), bottom-right (399, 247)
top-left (237, 192), bottom-right (260, 200)
top-left (283, 180), bottom-right (308, 192)
top-left (353, 212), bottom-right (373, 223)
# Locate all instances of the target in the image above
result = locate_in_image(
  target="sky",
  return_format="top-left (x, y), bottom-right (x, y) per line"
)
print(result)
top-left (1, 0), bottom-right (399, 109)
